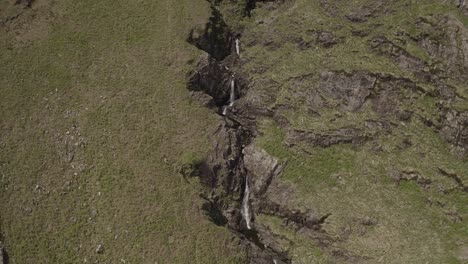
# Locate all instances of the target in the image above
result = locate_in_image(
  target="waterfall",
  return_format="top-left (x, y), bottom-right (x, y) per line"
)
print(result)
top-left (229, 79), bottom-right (235, 106)
top-left (235, 38), bottom-right (240, 56)
top-left (222, 78), bottom-right (235, 116)
top-left (242, 176), bottom-right (251, 229)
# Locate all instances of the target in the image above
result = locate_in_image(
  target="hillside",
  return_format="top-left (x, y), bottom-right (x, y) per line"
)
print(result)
top-left (1, 0), bottom-right (468, 263)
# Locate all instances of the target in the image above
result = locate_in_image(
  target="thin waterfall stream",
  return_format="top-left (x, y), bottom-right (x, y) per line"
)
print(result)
top-left (242, 176), bottom-right (252, 229)
top-left (222, 76), bottom-right (236, 115)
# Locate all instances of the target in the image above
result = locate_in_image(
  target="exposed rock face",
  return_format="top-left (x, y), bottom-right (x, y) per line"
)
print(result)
top-left (202, 120), bottom-right (247, 192)
top-left (371, 37), bottom-right (424, 70)
top-left (258, 200), bottom-right (330, 229)
top-left (440, 108), bottom-right (468, 154)
top-left (319, 71), bottom-right (376, 112)
top-left (286, 128), bottom-right (370, 148)
top-left (417, 15), bottom-right (468, 81)
top-left (243, 144), bottom-right (284, 197)
top-left (188, 54), bottom-right (230, 104)
top-left (187, 5), bottom-right (233, 60)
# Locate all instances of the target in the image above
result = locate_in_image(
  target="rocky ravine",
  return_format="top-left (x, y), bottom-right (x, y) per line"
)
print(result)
top-left (186, 1), bottom-right (337, 263)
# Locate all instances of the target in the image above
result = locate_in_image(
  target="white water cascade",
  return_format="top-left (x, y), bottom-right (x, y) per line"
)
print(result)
top-left (242, 176), bottom-right (252, 229)
top-left (222, 77), bottom-right (236, 115)
top-left (229, 78), bottom-right (235, 106)
top-left (235, 38), bottom-right (240, 56)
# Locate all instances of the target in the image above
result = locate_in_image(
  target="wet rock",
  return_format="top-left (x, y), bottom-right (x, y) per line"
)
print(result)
top-left (319, 71), bottom-right (376, 112)
top-left (187, 54), bottom-right (232, 106)
top-left (201, 120), bottom-right (248, 192)
top-left (187, 54), bottom-right (249, 106)
top-left (243, 144), bottom-right (284, 197)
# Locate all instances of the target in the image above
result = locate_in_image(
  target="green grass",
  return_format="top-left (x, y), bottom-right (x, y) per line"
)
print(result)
top-left (242, 1), bottom-right (468, 261)
top-left (0, 0), bottom-right (245, 263)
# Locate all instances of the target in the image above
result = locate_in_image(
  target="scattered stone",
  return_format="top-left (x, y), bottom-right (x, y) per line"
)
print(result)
top-left (390, 168), bottom-right (432, 188)
top-left (456, 245), bottom-right (468, 262)
top-left (95, 244), bottom-right (104, 254)
top-left (346, 8), bottom-right (373, 22)
top-left (317, 31), bottom-right (339, 48)
top-left (358, 225), bottom-right (367, 236)
top-left (361, 216), bottom-right (378, 226)
top-left (445, 209), bottom-right (463, 223)
top-left (24, 207), bottom-right (32, 214)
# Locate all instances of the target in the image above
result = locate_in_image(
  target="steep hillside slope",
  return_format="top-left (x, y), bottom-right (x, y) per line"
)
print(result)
top-left (185, 0), bottom-right (468, 263)
top-left (0, 0), bottom-right (245, 263)
top-left (1, 0), bottom-right (468, 263)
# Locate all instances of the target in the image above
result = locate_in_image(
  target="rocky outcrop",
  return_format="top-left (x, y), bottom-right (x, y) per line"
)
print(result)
top-left (286, 128), bottom-right (370, 148)
top-left (187, 5), bottom-right (234, 61)
top-left (319, 71), bottom-right (376, 112)
top-left (390, 169), bottom-right (432, 188)
top-left (439, 108), bottom-right (468, 154)
top-left (258, 200), bottom-right (331, 229)
top-left (187, 3), bottom-right (294, 262)
top-left (417, 15), bottom-right (468, 82)
top-left (243, 144), bottom-right (284, 197)
top-left (438, 167), bottom-right (468, 192)
top-left (370, 36), bottom-right (433, 81)
top-left (188, 54), bottom-right (248, 107)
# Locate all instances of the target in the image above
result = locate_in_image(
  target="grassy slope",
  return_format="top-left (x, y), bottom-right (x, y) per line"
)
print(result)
top-left (234, 0), bottom-right (468, 263)
top-left (0, 0), bottom-right (244, 263)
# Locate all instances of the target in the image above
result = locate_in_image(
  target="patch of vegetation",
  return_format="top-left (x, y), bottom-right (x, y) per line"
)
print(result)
top-left (0, 0), bottom-right (245, 263)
